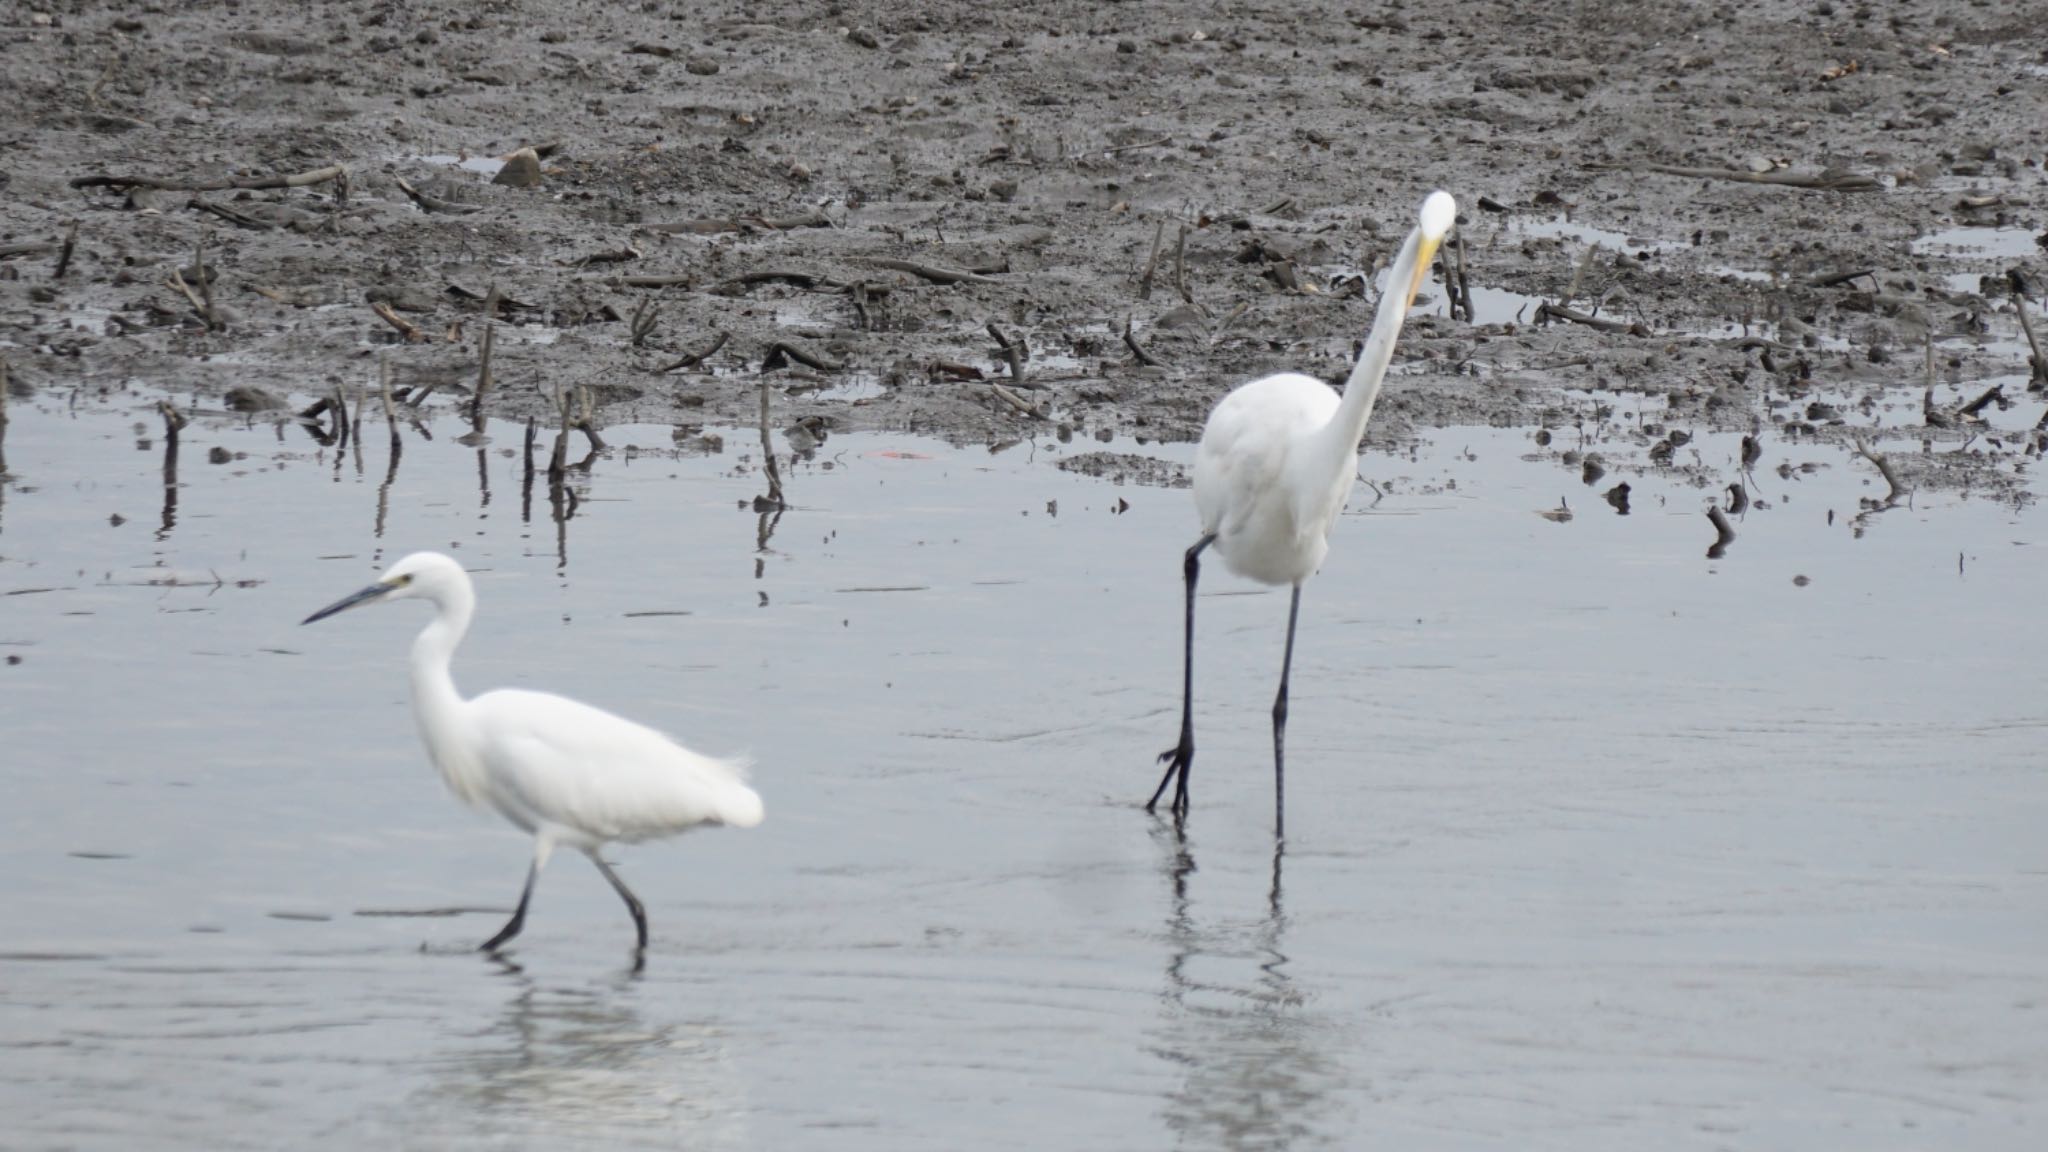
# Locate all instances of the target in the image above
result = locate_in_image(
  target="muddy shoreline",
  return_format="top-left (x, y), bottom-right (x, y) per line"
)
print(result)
top-left (3, 0), bottom-right (2046, 492)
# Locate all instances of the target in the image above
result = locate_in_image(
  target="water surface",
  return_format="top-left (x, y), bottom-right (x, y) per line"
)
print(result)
top-left (2, 390), bottom-right (2044, 1149)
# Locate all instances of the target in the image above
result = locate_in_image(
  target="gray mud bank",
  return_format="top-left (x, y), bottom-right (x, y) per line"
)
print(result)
top-left (3, 0), bottom-right (2046, 491)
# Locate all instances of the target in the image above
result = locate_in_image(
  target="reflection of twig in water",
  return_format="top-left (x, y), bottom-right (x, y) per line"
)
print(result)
top-left (0, 356), bottom-right (12, 479)
top-left (1706, 504), bottom-right (1735, 559)
top-left (757, 377), bottom-right (785, 510)
top-left (1852, 434), bottom-right (1907, 506)
top-left (157, 400), bottom-right (187, 541)
top-left (476, 446), bottom-right (491, 510)
top-left (374, 423), bottom-right (401, 539)
top-left (521, 415), bottom-right (537, 524)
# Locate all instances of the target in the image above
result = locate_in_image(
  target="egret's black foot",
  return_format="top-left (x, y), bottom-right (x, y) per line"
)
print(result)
top-left (1147, 739), bottom-right (1193, 816)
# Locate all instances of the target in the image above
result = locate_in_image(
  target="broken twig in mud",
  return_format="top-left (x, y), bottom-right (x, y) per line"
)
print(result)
top-left (710, 269), bottom-right (843, 294)
top-left (393, 177), bottom-right (482, 215)
top-left (71, 163), bottom-right (347, 193)
top-left (989, 381), bottom-right (1048, 421)
top-left (657, 331), bottom-right (728, 373)
top-left (470, 291), bottom-right (496, 434)
top-left (762, 341), bottom-right (844, 372)
top-left (1852, 434), bottom-right (1906, 504)
top-left (1561, 243), bottom-right (1600, 310)
top-left (1536, 301), bottom-right (1650, 336)
top-left (371, 300), bottom-right (428, 343)
top-left (2008, 270), bottom-right (2047, 386)
top-left (629, 292), bottom-right (661, 347)
top-left (1173, 223), bottom-right (1190, 304)
top-left (192, 233), bottom-right (217, 330)
top-left (986, 321), bottom-right (1029, 389)
top-left (51, 221), bottom-right (79, 280)
top-left (1122, 315), bottom-right (1165, 367)
top-left (1596, 162), bottom-right (1881, 192)
top-left (1137, 218), bottom-right (1166, 301)
top-left (640, 211), bottom-right (831, 235)
top-left (864, 258), bottom-right (998, 286)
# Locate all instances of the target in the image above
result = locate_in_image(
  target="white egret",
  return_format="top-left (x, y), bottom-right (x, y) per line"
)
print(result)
top-left (304, 551), bottom-right (763, 957)
top-left (1148, 191), bottom-right (1456, 834)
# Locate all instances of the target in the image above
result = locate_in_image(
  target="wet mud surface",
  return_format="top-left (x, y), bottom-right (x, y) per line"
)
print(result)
top-left (3, 0), bottom-right (2047, 487)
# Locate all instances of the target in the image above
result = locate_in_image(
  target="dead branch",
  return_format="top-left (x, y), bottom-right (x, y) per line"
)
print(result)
top-left (1852, 434), bottom-right (1906, 504)
top-left (1122, 314), bottom-right (1165, 367)
top-left (71, 163), bottom-right (347, 193)
top-left (710, 269), bottom-right (845, 294)
top-left (1562, 242), bottom-right (1600, 310)
top-left (1173, 223), bottom-right (1190, 303)
top-left (1101, 135), bottom-right (1173, 156)
top-left (1603, 162), bottom-right (1881, 192)
top-left (471, 291), bottom-right (496, 433)
top-left (51, 221), bottom-right (79, 279)
top-left (371, 300), bottom-right (428, 343)
top-left (1536, 301), bottom-right (1650, 336)
top-left (762, 341), bottom-right (844, 372)
top-left (1959, 383), bottom-right (2005, 420)
top-left (656, 331), bottom-right (729, 373)
top-left (193, 233), bottom-right (217, 329)
top-left (2009, 270), bottom-right (2048, 385)
top-left (393, 177), bottom-right (482, 215)
top-left (986, 321), bottom-right (1028, 388)
top-left (186, 198), bottom-right (279, 231)
top-left (629, 292), bottom-right (661, 347)
top-left (640, 211), bottom-right (831, 234)
top-left (989, 381), bottom-right (1048, 420)
top-left (1137, 217), bottom-right (1165, 301)
top-left (864, 258), bottom-right (998, 286)
top-left (570, 245), bottom-right (641, 267)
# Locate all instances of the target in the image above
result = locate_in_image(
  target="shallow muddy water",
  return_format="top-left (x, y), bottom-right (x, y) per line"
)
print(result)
top-left (2, 392), bottom-right (2046, 1149)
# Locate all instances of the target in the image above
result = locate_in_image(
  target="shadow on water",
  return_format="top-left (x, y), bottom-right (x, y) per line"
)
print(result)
top-left (1150, 821), bottom-right (1339, 1149)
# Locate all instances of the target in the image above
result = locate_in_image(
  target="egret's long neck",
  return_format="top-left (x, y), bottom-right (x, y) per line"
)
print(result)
top-left (1308, 226), bottom-right (1430, 479)
top-left (409, 582), bottom-right (475, 781)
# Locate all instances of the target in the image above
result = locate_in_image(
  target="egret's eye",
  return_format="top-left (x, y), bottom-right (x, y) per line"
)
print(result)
top-left (395, 573), bottom-right (414, 586)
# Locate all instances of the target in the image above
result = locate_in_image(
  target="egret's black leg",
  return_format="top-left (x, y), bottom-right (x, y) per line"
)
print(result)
top-left (1149, 533), bottom-right (1216, 816)
top-left (586, 850), bottom-right (649, 953)
top-left (480, 861), bottom-right (538, 952)
top-left (1271, 583), bottom-right (1302, 839)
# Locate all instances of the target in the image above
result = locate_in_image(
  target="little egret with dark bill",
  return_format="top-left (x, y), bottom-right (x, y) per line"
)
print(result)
top-left (304, 551), bottom-right (764, 957)
top-left (1147, 190), bottom-right (1456, 834)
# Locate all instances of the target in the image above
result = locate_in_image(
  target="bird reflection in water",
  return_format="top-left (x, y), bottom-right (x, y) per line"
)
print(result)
top-left (416, 959), bottom-right (749, 1148)
top-left (1150, 822), bottom-right (1339, 1149)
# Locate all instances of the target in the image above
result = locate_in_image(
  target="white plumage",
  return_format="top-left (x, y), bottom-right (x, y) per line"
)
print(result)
top-left (1150, 191), bottom-right (1457, 833)
top-left (305, 551), bottom-right (762, 958)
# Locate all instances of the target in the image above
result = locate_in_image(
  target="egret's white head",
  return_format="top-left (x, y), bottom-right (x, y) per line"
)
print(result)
top-left (1400, 190), bottom-right (1457, 305)
top-left (303, 551), bottom-right (467, 624)
top-left (1418, 191), bottom-right (1456, 242)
